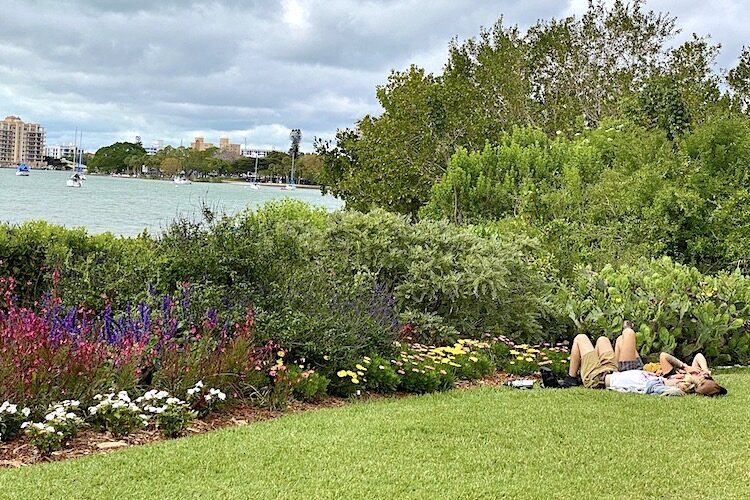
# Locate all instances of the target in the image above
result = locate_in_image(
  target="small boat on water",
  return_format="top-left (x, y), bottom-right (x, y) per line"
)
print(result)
top-left (172, 175), bottom-right (191, 185)
top-left (247, 182), bottom-right (259, 190)
top-left (281, 183), bottom-right (296, 191)
top-left (15, 164), bottom-right (30, 176)
top-left (66, 172), bottom-right (83, 188)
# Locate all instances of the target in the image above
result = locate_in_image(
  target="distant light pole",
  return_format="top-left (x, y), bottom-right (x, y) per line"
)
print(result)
top-left (289, 128), bottom-right (301, 185)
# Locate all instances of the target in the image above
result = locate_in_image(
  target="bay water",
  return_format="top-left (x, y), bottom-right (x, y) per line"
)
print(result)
top-left (1, 168), bottom-right (343, 236)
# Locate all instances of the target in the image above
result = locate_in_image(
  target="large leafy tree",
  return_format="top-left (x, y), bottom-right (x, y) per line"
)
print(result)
top-left (318, 1), bottom-right (697, 215)
top-left (88, 142), bottom-right (146, 174)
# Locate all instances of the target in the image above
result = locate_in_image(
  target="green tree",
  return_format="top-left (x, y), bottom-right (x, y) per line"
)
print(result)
top-left (727, 46), bottom-right (750, 113)
top-left (88, 142), bottom-right (146, 174)
top-left (160, 157), bottom-right (180, 177)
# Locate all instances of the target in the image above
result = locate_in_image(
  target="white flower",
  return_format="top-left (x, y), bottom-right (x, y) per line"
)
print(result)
top-left (187, 388), bottom-right (198, 396)
top-left (218, 392), bottom-right (226, 401)
top-left (204, 395), bottom-right (212, 402)
top-left (66, 412), bottom-right (77, 419)
top-left (21, 422), bottom-right (30, 429)
top-left (93, 394), bottom-right (103, 400)
top-left (166, 397), bottom-right (180, 405)
top-left (89, 407), bottom-right (98, 415)
top-left (156, 391), bottom-right (169, 399)
top-left (21, 407), bottom-right (31, 417)
top-left (195, 381), bottom-right (204, 388)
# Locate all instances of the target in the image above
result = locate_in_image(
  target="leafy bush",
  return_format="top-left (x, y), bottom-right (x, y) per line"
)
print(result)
top-left (363, 356), bottom-right (401, 393)
top-left (559, 257), bottom-right (750, 364)
top-left (137, 390), bottom-right (196, 437)
top-left (0, 401), bottom-right (31, 441)
top-left (290, 367), bottom-right (329, 403)
top-left (88, 391), bottom-right (147, 437)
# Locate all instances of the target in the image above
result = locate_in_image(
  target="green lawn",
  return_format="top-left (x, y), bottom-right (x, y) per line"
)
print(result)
top-left (2, 371), bottom-right (750, 499)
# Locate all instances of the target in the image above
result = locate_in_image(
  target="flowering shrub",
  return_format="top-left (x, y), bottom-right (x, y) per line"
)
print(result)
top-left (185, 381), bottom-right (227, 417)
top-left (43, 401), bottom-right (86, 439)
top-left (21, 400), bottom-right (86, 454)
top-left (138, 390), bottom-right (196, 437)
top-left (363, 356), bottom-right (400, 393)
top-left (0, 401), bottom-right (31, 441)
top-left (287, 366), bottom-right (329, 403)
top-left (88, 391), bottom-right (148, 437)
top-left (0, 275), bottom-right (260, 410)
top-left (505, 342), bottom-right (570, 377)
top-left (22, 422), bottom-right (65, 454)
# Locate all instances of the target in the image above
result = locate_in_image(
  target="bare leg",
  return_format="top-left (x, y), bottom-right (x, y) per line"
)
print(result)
top-left (614, 328), bottom-right (638, 362)
top-left (568, 334), bottom-right (595, 377)
top-left (595, 336), bottom-right (614, 356)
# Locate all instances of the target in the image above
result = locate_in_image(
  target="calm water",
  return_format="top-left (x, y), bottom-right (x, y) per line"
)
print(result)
top-left (1, 168), bottom-right (343, 236)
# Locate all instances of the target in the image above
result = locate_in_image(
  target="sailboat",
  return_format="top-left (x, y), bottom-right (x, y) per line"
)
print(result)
top-left (66, 172), bottom-right (83, 188)
top-left (248, 155), bottom-right (260, 189)
top-left (66, 128), bottom-right (85, 187)
top-left (15, 164), bottom-right (30, 176)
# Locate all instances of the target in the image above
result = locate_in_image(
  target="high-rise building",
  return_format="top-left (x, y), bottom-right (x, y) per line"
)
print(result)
top-left (0, 116), bottom-right (45, 167)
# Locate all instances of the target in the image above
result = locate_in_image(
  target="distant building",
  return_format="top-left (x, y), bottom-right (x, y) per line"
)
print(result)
top-left (45, 143), bottom-right (78, 160)
top-left (240, 148), bottom-right (271, 158)
top-left (144, 140), bottom-right (165, 155)
top-left (0, 115), bottom-right (45, 167)
top-left (191, 136), bottom-right (214, 151)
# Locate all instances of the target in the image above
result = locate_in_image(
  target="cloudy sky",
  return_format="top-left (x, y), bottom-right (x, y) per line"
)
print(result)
top-left (1, 0), bottom-right (747, 153)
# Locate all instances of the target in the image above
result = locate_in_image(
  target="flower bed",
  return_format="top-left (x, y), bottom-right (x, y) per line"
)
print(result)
top-left (0, 275), bottom-right (570, 465)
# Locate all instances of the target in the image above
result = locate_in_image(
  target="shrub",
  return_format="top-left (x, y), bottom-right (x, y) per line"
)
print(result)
top-left (88, 391), bottom-right (148, 437)
top-left (137, 390), bottom-right (196, 437)
top-left (185, 381), bottom-right (227, 417)
top-left (0, 401), bottom-right (31, 441)
top-left (289, 367), bottom-right (329, 403)
top-left (22, 422), bottom-right (65, 454)
top-left (363, 356), bottom-right (400, 393)
top-left (559, 257), bottom-right (750, 364)
top-left (453, 352), bottom-right (494, 380)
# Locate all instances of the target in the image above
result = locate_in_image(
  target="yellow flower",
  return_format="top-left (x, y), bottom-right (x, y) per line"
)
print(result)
top-left (525, 357), bottom-right (533, 362)
top-left (509, 350), bottom-right (519, 356)
top-left (469, 356), bottom-right (478, 362)
top-left (448, 362), bottom-right (461, 367)
top-left (351, 378), bottom-right (359, 384)
top-left (323, 355), bottom-right (330, 361)
top-left (357, 371), bottom-right (364, 376)
top-left (356, 364), bottom-right (366, 371)
top-left (337, 370), bottom-right (347, 378)
top-left (363, 357), bottom-right (371, 363)
top-left (277, 351), bottom-right (285, 358)
top-left (510, 361), bottom-right (515, 365)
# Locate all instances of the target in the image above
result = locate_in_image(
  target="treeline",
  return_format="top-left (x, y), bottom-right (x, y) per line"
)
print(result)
top-left (316, 0), bottom-right (750, 226)
top-left (86, 142), bottom-right (324, 183)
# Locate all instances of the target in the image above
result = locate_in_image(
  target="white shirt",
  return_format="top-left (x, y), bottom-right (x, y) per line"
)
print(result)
top-left (607, 370), bottom-right (660, 392)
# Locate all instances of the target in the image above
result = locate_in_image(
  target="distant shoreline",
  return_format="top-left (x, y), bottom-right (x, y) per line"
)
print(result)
top-left (2, 167), bottom-right (321, 189)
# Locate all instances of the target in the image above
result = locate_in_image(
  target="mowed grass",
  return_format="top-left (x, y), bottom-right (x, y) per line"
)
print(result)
top-left (2, 371), bottom-right (750, 499)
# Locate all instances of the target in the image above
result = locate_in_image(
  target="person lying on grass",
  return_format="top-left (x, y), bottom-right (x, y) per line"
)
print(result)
top-left (560, 333), bottom-right (695, 395)
top-left (614, 321), bottom-right (727, 397)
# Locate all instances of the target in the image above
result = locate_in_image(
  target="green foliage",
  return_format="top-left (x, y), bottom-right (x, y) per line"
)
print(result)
top-left (363, 356), bottom-right (400, 393)
top-left (290, 369), bottom-right (329, 403)
top-left (560, 257), bottom-right (750, 364)
top-left (87, 142), bottom-right (146, 174)
top-left (317, 1), bottom-right (734, 215)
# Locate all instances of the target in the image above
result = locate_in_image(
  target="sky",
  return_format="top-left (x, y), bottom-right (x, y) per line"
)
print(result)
top-left (1, 0), bottom-right (747, 153)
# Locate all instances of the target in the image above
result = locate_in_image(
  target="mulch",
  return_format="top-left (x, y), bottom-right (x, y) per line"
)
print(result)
top-left (0, 371), bottom-right (531, 468)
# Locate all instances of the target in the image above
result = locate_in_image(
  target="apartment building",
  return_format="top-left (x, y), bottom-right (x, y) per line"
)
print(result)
top-left (0, 116), bottom-right (45, 167)
top-left (44, 143), bottom-right (78, 160)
